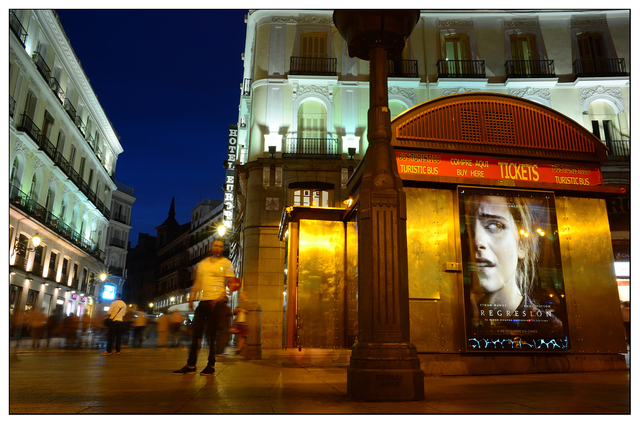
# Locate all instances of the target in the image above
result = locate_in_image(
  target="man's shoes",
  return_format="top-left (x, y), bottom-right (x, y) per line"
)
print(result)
top-left (173, 365), bottom-right (196, 375)
top-left (101, 351), bottom-right (112, 356)
top-left (200, 364), bottom-right (215, 376)
top-left (115, 352), bottom-right (121, 355)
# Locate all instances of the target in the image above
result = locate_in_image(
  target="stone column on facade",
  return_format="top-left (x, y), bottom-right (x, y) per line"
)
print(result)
top-left (333, 10), bottom-right (424, 401)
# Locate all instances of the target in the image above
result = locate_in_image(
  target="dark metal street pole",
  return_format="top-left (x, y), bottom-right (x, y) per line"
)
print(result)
top-left (333, 10), bottom-right (424, 401)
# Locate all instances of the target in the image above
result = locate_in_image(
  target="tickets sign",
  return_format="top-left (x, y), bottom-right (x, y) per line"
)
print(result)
top-left (396, 151), bottom-right (602, 187)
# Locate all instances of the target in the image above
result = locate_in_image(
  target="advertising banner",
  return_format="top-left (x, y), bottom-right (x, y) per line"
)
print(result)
top-left (397, 151), bottom-right (602, 187)
top-left (458, 187), bottom-right (570, 352)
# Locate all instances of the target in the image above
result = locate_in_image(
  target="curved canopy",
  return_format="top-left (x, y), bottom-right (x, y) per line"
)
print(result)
top-left (391, 93), bottom-right (607, 163)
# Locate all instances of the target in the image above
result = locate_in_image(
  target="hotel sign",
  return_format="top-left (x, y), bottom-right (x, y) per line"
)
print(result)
top-left (396, 150), bottom-right (602, 187)
top-left (224, 125), bottom-right (238, 229)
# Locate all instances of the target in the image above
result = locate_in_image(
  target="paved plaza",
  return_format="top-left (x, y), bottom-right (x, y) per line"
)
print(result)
top-left (7, 340), bottom-right (631, 415)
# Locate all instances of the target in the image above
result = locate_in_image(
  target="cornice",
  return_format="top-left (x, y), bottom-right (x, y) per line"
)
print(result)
top-left (437, 19), bottom-right (474, 28)
top-left (571, 18), bottom-right (608, 27)
top-left (504, 19), bottom-right (540, 28)
top-left (36, 10), bottom-right (123, 155)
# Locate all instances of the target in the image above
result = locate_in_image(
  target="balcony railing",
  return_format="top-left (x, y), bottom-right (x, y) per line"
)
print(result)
top-left (10, 11), bottom-right (28, 46)
top-left (32, 51), bottom-right (51, 82)
top-left (437, 59), bottom-right (486, 78)
top-left (574, 58), bottom-right (627, 78)
top-left (64, 98), bottom-right (77, 121)
top-left (49, 76), bottom-right (65, 104)
top-left (11, 255), bottom-right (28, 272)
top-left (388, 59), bottom-right (418, 78)
top-left (17, 113), bottom-right (42, 144)
top-left (10, 184), bottom-right (106, 262)
top-left (10, 95), bottom-right (16, 119)
top-left (283, 137), bottom-right (340, 158)
top-left (603, 140), bottom-right (630, 158)
top-left (110, 238), bottom-right (126, 249)
top-left (290, 56), bottom-right (337, 76)
top-left (505, 60), bottom-right (555, 78)
top-left (112, 212), bottom-right (129, 224)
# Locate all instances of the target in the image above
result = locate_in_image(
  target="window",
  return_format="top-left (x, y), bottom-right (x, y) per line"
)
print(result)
top-left (45, 187), bottom-right (54, 211)
top-left (62, 257), bottom-right (69, 277)
top-left (69, 145), bottom-right (77, 167)
top-left (298, 101), bottom-right (327, 139)
top-left (578, 33), bottom-right (605, 61)
top-left (300, 32), bottom-right (327, 58)
top-left (293, 189), bottom-right (330, 207)
top-left (28, 173), bottom-right (38, 200)
top-left (11, 157), bottom-right (21, 188)
top-left (49, 251), bottom-right (58, 272)
top-left (510, 33), bottom-right (538, 61)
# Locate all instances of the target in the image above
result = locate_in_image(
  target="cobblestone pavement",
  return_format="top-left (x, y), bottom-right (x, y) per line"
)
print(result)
top-left (8, 342), bottom-right (631, 415)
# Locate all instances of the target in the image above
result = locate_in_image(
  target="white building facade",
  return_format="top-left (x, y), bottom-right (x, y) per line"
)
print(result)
top-left (232, 9), bottom-right (630, 349)
top-left (9, 10), bottom-right (124, 334)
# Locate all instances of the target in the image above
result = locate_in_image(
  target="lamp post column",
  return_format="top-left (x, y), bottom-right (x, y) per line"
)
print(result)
top-left (333, 10), bottom-right (424, 401)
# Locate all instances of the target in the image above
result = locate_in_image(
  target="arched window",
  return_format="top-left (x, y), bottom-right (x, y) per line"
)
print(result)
top-left (45, 187), bottom-right (55, 211)
top-left (28, 173), bottom-right (38, 200)
top-left (11, 157), bottom-right (21, 188)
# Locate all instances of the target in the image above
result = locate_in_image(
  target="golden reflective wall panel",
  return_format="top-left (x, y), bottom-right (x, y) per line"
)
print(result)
top-left (556, 197), bottom-right (627, 354)
top-left (405, 188), bottom-right (465, 352)
top-left (297, 219), bottom-right (346, 348)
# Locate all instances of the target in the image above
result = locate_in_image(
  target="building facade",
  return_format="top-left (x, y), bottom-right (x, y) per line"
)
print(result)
top-left (101, 181), bottom-right (136, 310)
top-left (232, 9), bottom-right (630, 349)
top-left (9, 10), bottom-right (124, 334)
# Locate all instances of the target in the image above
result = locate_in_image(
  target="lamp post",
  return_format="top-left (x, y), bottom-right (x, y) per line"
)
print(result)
top-left (333, 9), bottom-right (424, 401)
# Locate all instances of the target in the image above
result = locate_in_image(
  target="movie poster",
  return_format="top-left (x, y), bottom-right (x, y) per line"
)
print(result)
top-left (459, 187), bottom-right (570, 352)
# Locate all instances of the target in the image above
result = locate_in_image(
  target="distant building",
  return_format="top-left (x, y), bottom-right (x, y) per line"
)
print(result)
top-left (101, 181), bottom-right (136, 310)
top-left (231, 9), bottom-right (630, 349)
top-left (9, 10), bottom-right (124, 334)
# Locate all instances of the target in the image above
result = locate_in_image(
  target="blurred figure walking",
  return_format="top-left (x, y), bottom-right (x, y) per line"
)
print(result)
top-left (132, 312), bottom-right (148, 348)
top-left (30, 308), bottom-right (47, 349)
top-left (102, 294), bottom-right (126, 356)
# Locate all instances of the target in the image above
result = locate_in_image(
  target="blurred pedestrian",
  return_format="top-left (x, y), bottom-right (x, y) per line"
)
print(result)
top-left (173, 239), bottom-right (235, 376)
top-left (156, 312), bottom-right (170, 348)
top-left (102, 294), bottom-right (126, 356)
top-left (229, 291), bottom-right (249, 354)
top-left (46, 314), bottom-right (60, 348)
top-left (30, 308), bottom-right (47, 349)
top-left (132, 312), bottom-right (148, 348)
top-left (64, 313), bottom-right (80, 349)
top-left (170, 311), bottom-right (184, 347)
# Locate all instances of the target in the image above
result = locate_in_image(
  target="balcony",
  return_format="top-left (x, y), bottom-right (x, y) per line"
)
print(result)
top-left (17, 113), bottom-right (41, 144)
top-left (10, 184), bottom-right (106, 262)
top-left (32, 51), bottom-right (51, 82)
top-left (283, 137), bottom-right (340, 158)
top-left (64, 98), bottom-right (77, 122)
top-left (505, 60), bottom-right (555, 78)
top-left (388, 59), bottom-right (418, 78)
top-left (10, 11), bottom-right (28, 46)
top-left (437, 60), bottom-right (486, 79)
top-left (11, 255), bottom-right (28, 272)
top-left (574, 58), bottom-right (627, 78)
top-left (10, 95), bottom-right (16, 119)
top-left (110, 237), bottom-right (127, 249)
top-left (603, 140), bottom-right (630, 158)
top-left (112, 212), bottom-right (128, 225)
top-left (290, 56), bottom-right (337, 76)
top-left (49, 76), bottom-right (65, 104)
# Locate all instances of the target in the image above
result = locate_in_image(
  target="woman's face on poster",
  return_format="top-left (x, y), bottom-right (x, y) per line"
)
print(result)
top-left (468, 196), bottom-right (524, 295)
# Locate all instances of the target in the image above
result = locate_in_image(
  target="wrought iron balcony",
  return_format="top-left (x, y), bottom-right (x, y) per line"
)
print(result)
top-left (75, 115), bottom-right (86, 137)
top-left (32, 51), bottom-right (51, 82)
top-left (112, 212), bottom-right (129, 225)
top-left (283, 137), bottom-right (340, 158)
top-left (11, 255), bottom-right (28, 272)
top-left (505, 60), bottom-right (555, 78)
top-left (388, 59), bottom-right (418, 78)
top-left (49, 76), bottom-right (65, 104)
top-left (10, 11), bottom-right (28, 46)
top-left (38, 133), bottom-right (57, 162)
top-left (10, 184), bottom-right (106, 262)
top-left (10, 95), bottom-right (16, 119)
top-left (603, 140), bottom-right (630, 158)
top-left (110, 237), bottom-right (127, 249)
top-left (290, 56), bottom-right (337, 76)
top-left (17, 113), bottom-right (42, 144)
top-left (64, 98), bottom-right (77, 121)
top-left (574, 58), bottom-right (627, 78)
top-left (437, 59), bottom-right (486, 78)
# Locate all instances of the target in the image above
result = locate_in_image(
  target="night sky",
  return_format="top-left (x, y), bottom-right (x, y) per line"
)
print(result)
top-left (54, 9), bottom-right (248, 247)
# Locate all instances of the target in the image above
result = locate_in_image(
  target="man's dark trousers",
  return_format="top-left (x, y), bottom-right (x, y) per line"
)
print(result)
top-left (188, 300), bottom-right (224, 367)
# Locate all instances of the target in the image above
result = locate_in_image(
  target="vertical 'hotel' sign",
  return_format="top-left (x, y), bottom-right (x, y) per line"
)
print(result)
top-left (224, 125), bottom-right (237, 229)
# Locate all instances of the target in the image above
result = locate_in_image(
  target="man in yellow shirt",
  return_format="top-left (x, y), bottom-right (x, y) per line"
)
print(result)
top-left (174, 239), bottom-right (235, 376)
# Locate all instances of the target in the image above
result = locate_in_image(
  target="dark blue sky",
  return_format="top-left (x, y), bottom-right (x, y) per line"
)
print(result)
top-left (55, 9), bottom-right (248, 247)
